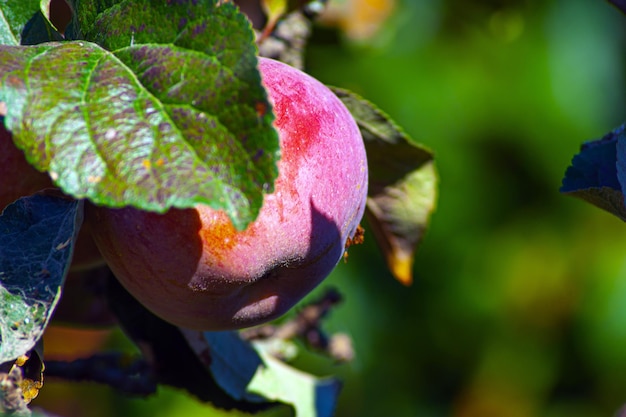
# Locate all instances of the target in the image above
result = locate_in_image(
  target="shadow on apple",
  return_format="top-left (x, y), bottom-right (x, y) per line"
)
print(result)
top-left (87, 198), bottom-right (343, 331)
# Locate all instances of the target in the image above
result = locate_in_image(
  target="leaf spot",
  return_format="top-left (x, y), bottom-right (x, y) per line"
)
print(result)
top-left (105, 128), bottom-right (117, 140)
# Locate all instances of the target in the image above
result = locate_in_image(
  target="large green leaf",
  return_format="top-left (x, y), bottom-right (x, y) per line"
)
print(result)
top-left (69, 0), bottom-right (263, 102)
top-left (73, 0), bottom-right (273, 168)
top-left (0, 39), bottom-right (278, 229)
top-left (333, 87), bottom-right (438, 285)
top-left (0, 192), bottom-right (82, 364)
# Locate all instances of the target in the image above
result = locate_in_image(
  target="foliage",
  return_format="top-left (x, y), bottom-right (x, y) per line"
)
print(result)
top-left (1, 0), bottom-right (279, 231)
top-left (0, 193), bottom-right (81, 364)
top-left (0, 0), bottom-right (436, 416)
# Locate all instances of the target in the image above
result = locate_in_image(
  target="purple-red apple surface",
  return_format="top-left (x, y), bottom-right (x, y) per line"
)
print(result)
top-left (0, 123), bottom-right (53, 211)
top-left (88, 57), bottom-right (368, 330)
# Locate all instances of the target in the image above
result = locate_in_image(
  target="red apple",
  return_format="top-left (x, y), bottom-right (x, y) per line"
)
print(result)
top-left (88, 57), bottom-right (368, 330)
top-left (0, 123), bottom-right (54, 211)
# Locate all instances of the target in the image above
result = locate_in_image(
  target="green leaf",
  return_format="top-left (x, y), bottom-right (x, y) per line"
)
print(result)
top-left (71, 0), bottom-right (258, 68)
top-left (181, 329), bottom-right (341, 417)
top-left (0, 192), bottom-right (82, 363)
top-left (181, 330), bottom-right (265, 403)
top-left (0, 40), bottom-right (279, 230)
top-left (247, 342), bottom-right (341, 417)
top-left (0, 0), bottom-right (61, 45)
top-left (63, 0), bottom-right (121, 40)
top-left (332, 87), bottom-right (438, 285)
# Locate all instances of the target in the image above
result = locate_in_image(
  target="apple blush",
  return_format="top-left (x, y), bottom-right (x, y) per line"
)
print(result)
top-left (88, 57), bottom-right (368, 330)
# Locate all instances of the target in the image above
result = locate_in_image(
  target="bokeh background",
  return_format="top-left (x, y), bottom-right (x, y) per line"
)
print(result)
top-left (33, 0), bottom-right (626, 416)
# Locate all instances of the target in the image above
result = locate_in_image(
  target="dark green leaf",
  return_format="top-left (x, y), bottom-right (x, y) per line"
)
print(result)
top-left (561, 124), bottom-right (626, 221)
top-left (247, 342), bottom-right (342, 417)
top-left (64, 0), bottom-right (122, 40)
top-left (561, 126), bottom-right (621, 192)
top-left (0, 1), bottom-right (61, 45)
top-left (0, 192), bottom-right (82, 363)
top-left (181, 330), bottom-right (265, 402)
top-left (332, 87), bottom-right (438, 285)
top-left (70, 0), bottom-right (260, 77)
top-left (0, 40), bottom-right (278, 230)
top-left (564, 186), bottom-right (626, 221)
top-left (20, 10), bottom-right (64, 45)
top-left (181, 329), bottom-right (341, 417)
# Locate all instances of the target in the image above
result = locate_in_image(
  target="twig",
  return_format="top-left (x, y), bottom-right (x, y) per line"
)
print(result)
top-left (241, 288), bottom-right (355, 362)
top-left (44, 353), bottom-right (156, 396)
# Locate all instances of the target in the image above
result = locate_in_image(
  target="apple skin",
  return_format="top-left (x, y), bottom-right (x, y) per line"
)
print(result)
top-left (0, 123), bottom-right (54, 211)
top-left (88, 57), bottom-right (368, 330)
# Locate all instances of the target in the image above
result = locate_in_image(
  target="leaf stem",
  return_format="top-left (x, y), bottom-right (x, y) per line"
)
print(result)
top-left (44, 354), bottom-right (156, 396)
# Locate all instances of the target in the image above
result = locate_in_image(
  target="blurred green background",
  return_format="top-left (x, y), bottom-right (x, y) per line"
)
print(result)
top-left (33, 0), bottom-right (626, 416)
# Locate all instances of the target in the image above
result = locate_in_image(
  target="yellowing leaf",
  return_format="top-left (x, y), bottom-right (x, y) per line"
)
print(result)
top-left (366, 161), bottom-right (437, 285)
top-left (321, 0), bottom-right (396, 40)
top-left (332, 87), bottom-right (437, 285)
top-left (261, 0), bottom-right (288, 20)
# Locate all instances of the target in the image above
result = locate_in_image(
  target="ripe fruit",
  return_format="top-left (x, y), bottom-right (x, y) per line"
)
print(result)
top-left (0, 123), bottom-right (53, 211)
top-left (88, 57), bottom-right (368, 331)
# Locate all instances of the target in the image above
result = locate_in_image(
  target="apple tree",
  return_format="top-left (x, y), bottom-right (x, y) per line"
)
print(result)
top-left (0, 0), bottom-right (437, 416)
